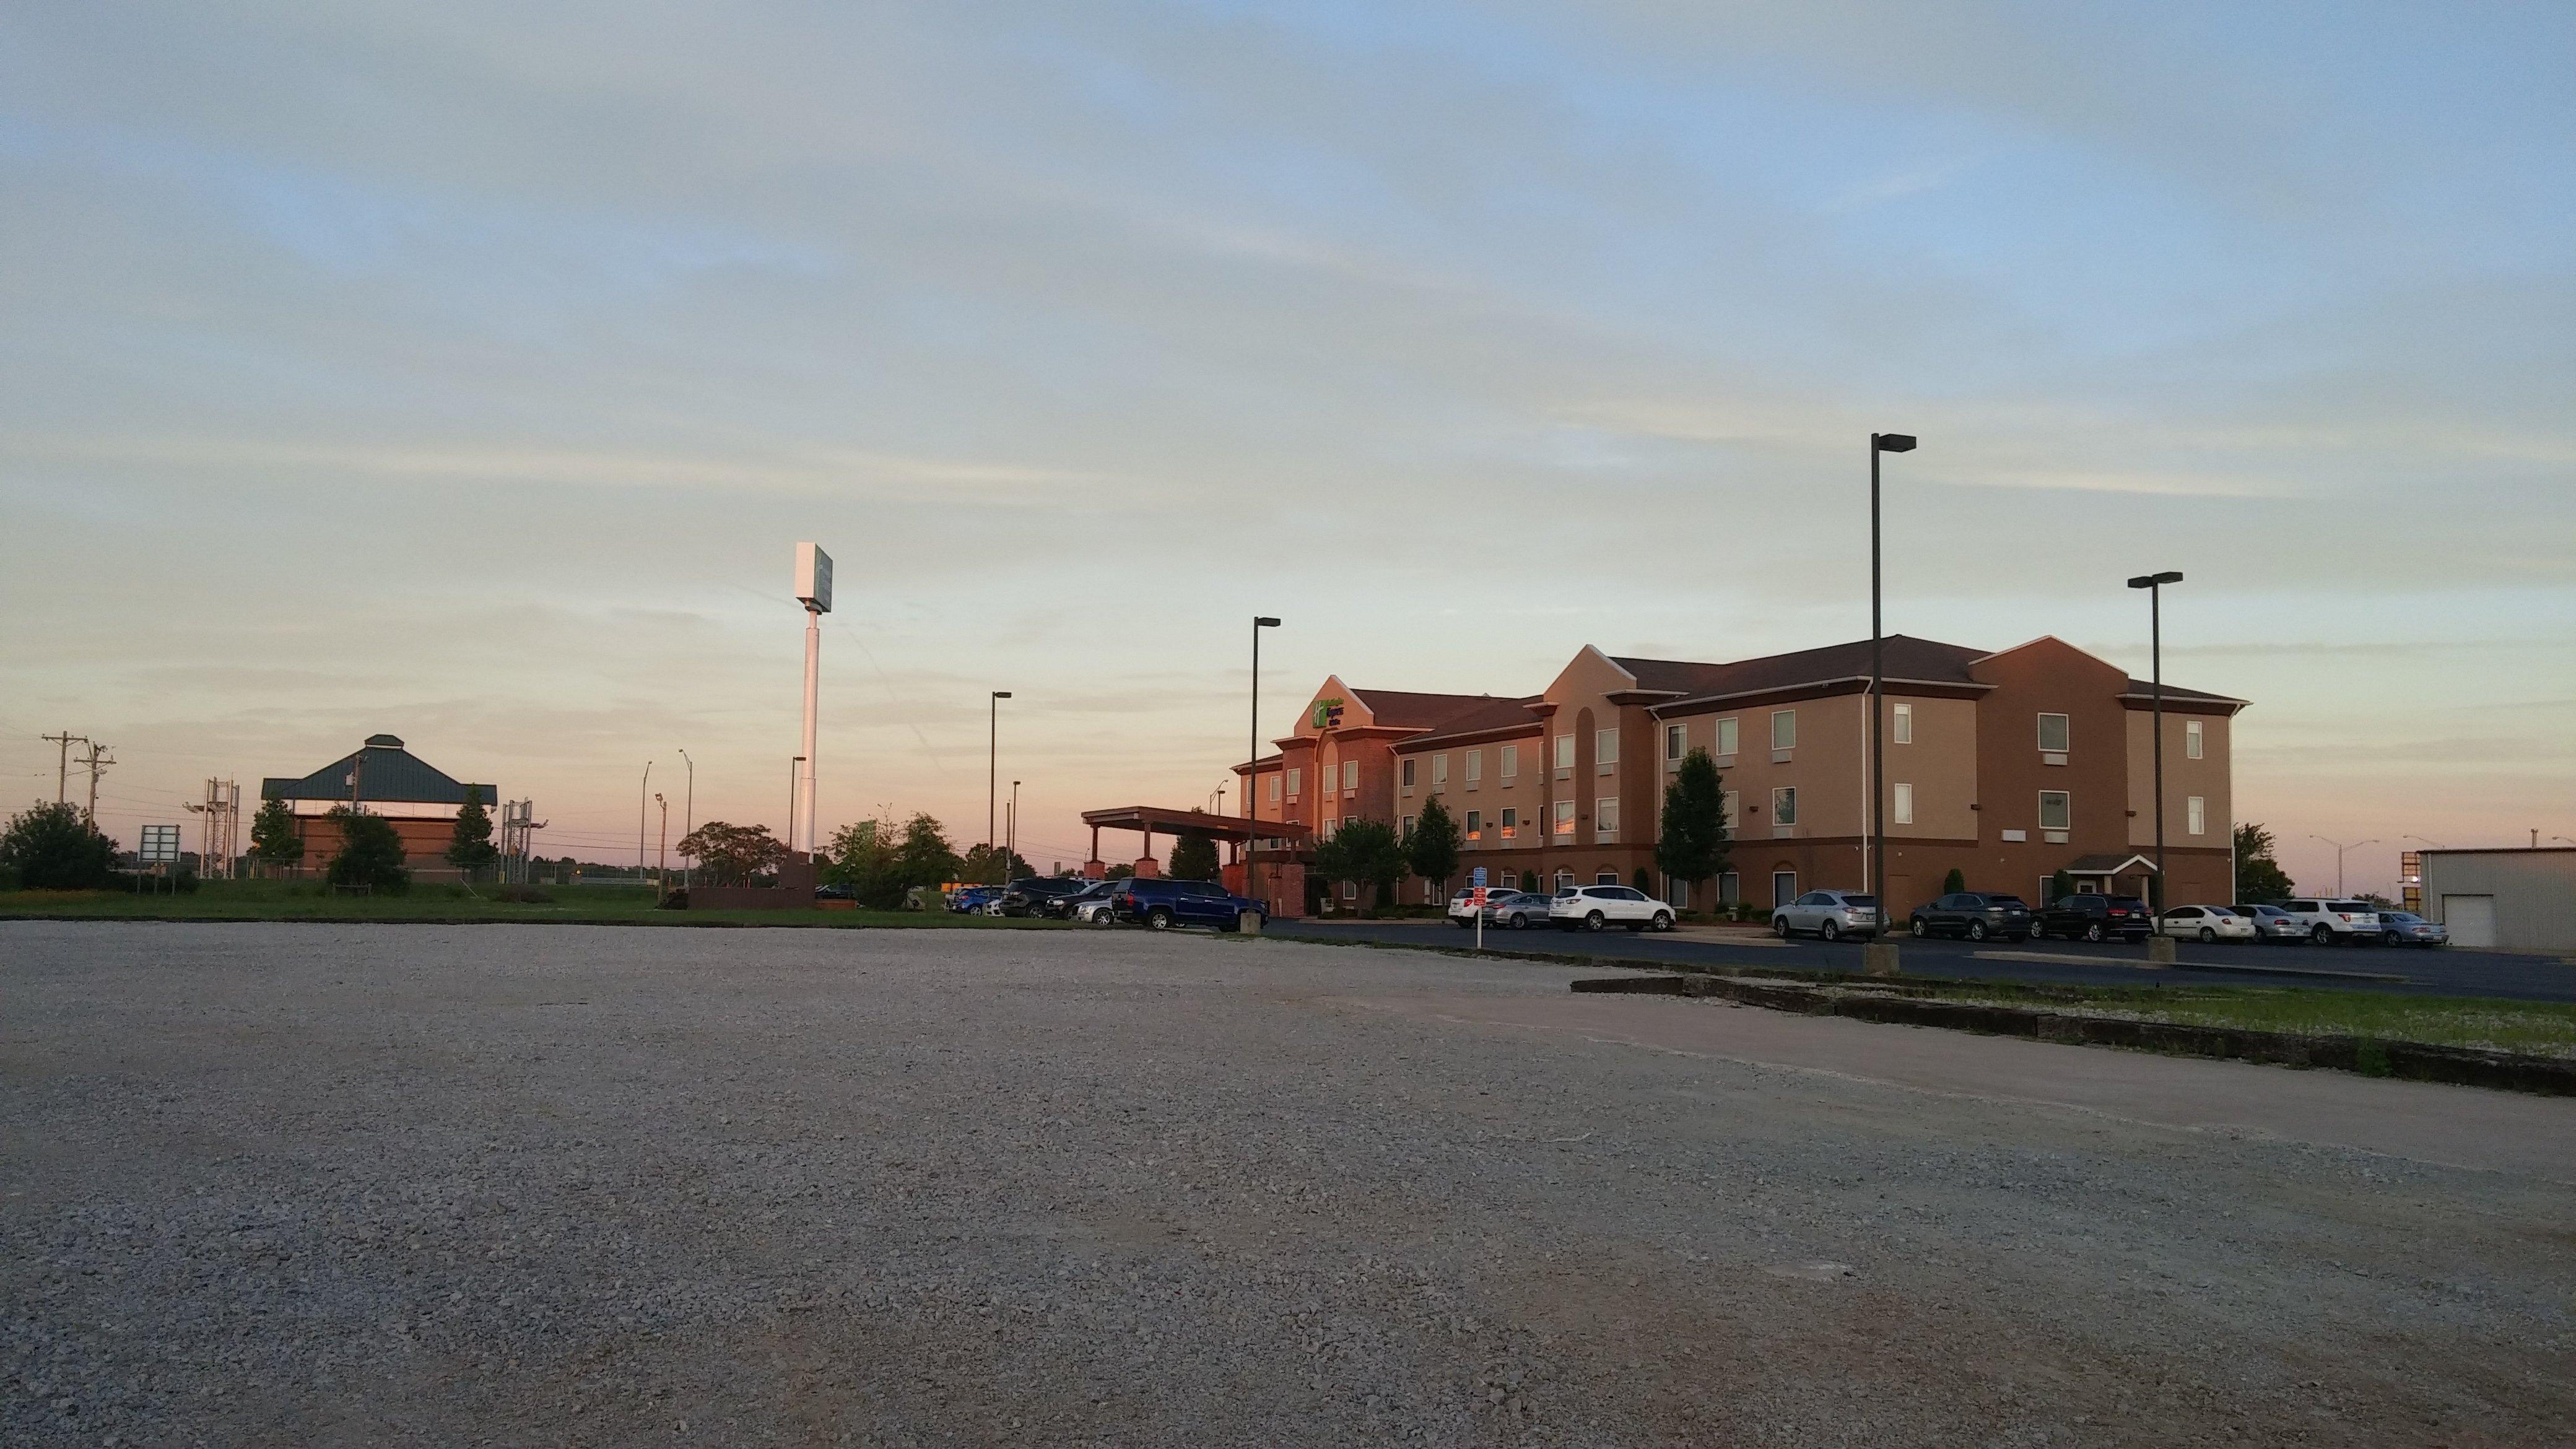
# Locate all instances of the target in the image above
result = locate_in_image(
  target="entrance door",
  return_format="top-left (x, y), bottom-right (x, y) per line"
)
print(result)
top-left (1772, 870), bottom-right (1797, 908)
top-left (2442, 894), bottom-right (2496, 948)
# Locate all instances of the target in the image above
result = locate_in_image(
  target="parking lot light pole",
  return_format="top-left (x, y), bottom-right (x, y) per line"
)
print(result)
top-left (1251, 617), bottom-right (1281, 907)
top-left (677, 749), bottom-right (694, 889)
top-left (2126, 572), bottom-right (2185, 911)
top-left (988, 691), bottom-right (1012, 858)
top-left (2308, 834), bottom-right (2378, 897)
top-left (1868, 432), bottom-right (1916, 975)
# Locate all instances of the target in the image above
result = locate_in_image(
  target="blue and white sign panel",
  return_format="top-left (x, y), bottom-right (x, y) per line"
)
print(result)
top-left (1471, 867), bottom-right (1487, 888)
top-left (138, 824), bottom-right (181, 863)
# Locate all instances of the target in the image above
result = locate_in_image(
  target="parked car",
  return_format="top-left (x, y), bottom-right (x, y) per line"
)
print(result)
top-left (2229, 903), bottom-right (2310, 942)
top-left (946, 885), bottom-right (1002, 915)
top-left (2375, 910), bottom-right (2449, 948)
top-left (1045, 878), bottom-right (1118, 920)
top-left (1108, 877), bottom-right (1266, 931)
top-left (1770, 890), bottom-right (1879, 941)
top-left (1072, 885), bottom-right (1123, 925)
top-left (1550, 885), bottom-right (1675, 933)
top-left (2035, 894), bottom-right (2151, 943)
top-left (1907, 892), bottom-right (2032, 942)
top-left (997, 877), bottom-right (1088, 918)
top-left (814, 881), bottom-right (858, 902)
top-left (1479, 890), bottom-right (1554, 930)
top-left (2273, 898), bottom-right (2380, 945)
top-left (2156, 904), bottom-right (2256, 942)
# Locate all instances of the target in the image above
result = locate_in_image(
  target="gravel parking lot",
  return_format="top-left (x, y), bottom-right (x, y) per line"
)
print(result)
top-left (5, 922), bottom-right (2572, 1447)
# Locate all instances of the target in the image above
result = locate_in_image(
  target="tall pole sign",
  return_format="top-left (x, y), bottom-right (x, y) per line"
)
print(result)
top-left (793, 542), bottom-right (833, 858)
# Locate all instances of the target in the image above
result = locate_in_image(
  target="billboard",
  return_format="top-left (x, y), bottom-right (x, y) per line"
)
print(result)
top-left (793, 541), bottom-right (833, 614)
top-left (139, 824), bottom-right (182, 863)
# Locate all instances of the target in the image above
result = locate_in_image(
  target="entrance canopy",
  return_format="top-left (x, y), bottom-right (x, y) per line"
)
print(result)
top-left (1079, 806), bottom-right (1309, 846)
top-left (2064, 853), bottom-right (2158, 876)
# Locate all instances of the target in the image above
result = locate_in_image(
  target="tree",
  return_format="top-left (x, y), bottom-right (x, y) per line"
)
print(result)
top-left (1943, 867), bottom-right (1967, 895)
top-left (1105, 862), bottom-right (1135, 880)
top-left (1653, 749), bottom-right (1730, 906)
top-left (960, 842), bottom-right (1032, 884)
top-left (1520, 869), bottom-right (1538, 892)
top-left (445, 794), bottom-right (498, 876)
top-left (674, 821), bottom-right (788, 886)
top-left (0, 800), bottom-right (120, 889)
top-left (325, 807), bottom-right (410, 894)
top-left (1312, 818), bottom-right (1406, 915)
top-left (2234, 822), bottom-right (2295, 902)
top-left (1406, 795), bottom-right (1463, 899)
top-left (892, 813), bottom-right (962, 892)
top-left (248, 795), bottom-right (302, 872)
top-left (2049, 868), bottom-right (2074, 904)
top-left (825, 818), bottom-right (902, 907)
top-left (1168, 831), bottom-right (1221, 883)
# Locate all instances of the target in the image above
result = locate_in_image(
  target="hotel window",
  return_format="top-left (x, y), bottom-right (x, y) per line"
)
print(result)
top-left (1464, 810), bottom-right (1482, 839)
top-left (2186, 720), bottom-right (2204, 760)
top-left (2037, 713), bottom-right (2071, 754)
top-left (1464, 750), bottom-right (1481, 785)
top-left (1771, 785), bottom-right (1798, 827)
top-left (1400, 759), bottom-right (1414, 789)
top-left (1553, 799), bottom-right (1575, 837)
top-left (1554, 734), bottom-right (1574, 772)
top-left (1716, 717), bottom-right (1738, 757)
top-left (1721, 789), bottom-right (1738, 839)
top-left (1500, 807), bottom-right (1518, 839)
top-left (1894, 702), bottom-right (1913, 745)
top-left (1432, 754), bottom-right (1448, 785)
top-left (1556, 869), bottom-right (1575, 894)
top-left (1596, 728), bottom-right (1619, 768)
top-left (1286, 768), bottom-right (1300, 799)
top-left (1341, 760), bottom-right (1357, 793)
top-left (1664, 723), bottom-right (1686, 764)
top-left (2038, 791), bottom-right (2071, 831)
top-left (1596, 869), bottom-right (1619, 886)
top-left (1401, 815), bottom-right (1416, 838)
top-left (1596, 797), bottom-right (1619, 840)
top-left (1341, 881), bottom-right (1357, 901)
top-left (1268, 775), bottom-right (1281, 804)
top-left (1771, 710), bottom-right (1797, 752)
top-left (2187, 795), bottom-right (2206, 836)
top-left (1894, 783), bottom-right (1914, 826)
top-left (1499, 743), bottom-right (1518, 781)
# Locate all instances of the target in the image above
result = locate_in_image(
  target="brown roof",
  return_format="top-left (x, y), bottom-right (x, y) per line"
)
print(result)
top-left (1612, 635), bottom-right (1991, 700)
top-left (1346, 687), bottom-right (1512, 731)
top-left (2120, 679), bottom-right (2245, 705)
top-left (1393, 696), bottom-right (1546, 747)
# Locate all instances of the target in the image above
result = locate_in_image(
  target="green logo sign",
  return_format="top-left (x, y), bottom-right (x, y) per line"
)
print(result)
top-left (1312, 698), bottom-right (1344, 729)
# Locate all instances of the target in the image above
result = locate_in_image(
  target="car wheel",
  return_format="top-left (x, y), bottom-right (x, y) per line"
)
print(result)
top-left (2200, 927), bottom-right (2217, 943)
top-left (1093, 911), bottom-right (1113, 926)
top-left (2383, 930), bottom-right (2401, 947)
top-left (1820, 920), bottom-right (1841, 942)
top-left (1584, 911), bottom-right (1606, 933)
top-left (1651, 912), bottom-right (1674, 932)
top-left (2311, 925), bottom-right (2332, 945)
top-left (1967, 921), bottom-right (1989, 942)
top-left (2084, 923), bottom-right (2105, 943)
top-left (1508, 913), bottom-right (1528, 929)
top-left (1773, 916), bottom-right (1790, 939)
top-left (1147, 908), bottom-right (1174, 931)
top-left (1910, 918), bottom-right (1928, 938)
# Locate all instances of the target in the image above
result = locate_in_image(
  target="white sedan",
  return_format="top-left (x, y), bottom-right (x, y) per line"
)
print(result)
top-left (1549, 885), bottom-right (1676, 933)
top-left (2156, 904), bottom-right (2256, 942)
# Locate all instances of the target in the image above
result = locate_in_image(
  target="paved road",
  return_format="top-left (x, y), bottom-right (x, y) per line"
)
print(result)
top-left (6, 922), bottom-right (2573, 1447)
top-left (1273, 916), bottom-right (2576, 999)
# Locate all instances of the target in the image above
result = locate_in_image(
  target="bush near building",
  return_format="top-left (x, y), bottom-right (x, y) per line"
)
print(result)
top-left (1168, 831), bottom-right (1221, 884)
top-left (325, 808), bottom-right (411, 894)
top-left (0, 801), bottom-right (120, 890)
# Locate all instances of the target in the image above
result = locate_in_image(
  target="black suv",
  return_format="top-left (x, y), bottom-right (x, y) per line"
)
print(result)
top-left (1907, 892), bottom-right (2033, 942)
top-left (2036, 893), bottom-right (2152, 943)
top-left (996, 877), bottom-right (1089, 918)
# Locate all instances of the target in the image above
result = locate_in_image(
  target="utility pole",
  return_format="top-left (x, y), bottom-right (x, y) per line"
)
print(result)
top-left (677, 749), bottom-right (694, 888)
top-left (655, 793), bottom-right (669, 895)
top-left (187, 778), bottom-right (241, 879)
top-left (43, 731), bottom-right (86, 804)
top-left (78, 741), bottom-right (113, 824)
top-left (1007, 779), bottom-right (1021, 877)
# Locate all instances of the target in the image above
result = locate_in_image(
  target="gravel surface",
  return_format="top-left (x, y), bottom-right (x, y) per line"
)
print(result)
top-left (4, 921), bottom-right (2572, 1447)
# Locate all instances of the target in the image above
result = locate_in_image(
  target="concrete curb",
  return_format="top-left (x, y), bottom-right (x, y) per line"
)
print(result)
top-left (1568, 973), bottom-right (2576, 1097)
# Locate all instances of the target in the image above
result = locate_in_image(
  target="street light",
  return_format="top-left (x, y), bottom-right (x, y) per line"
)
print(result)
top-left (988, 691), bottom-right (1012, 854)
top-left (1008, 779), bottom-right (1021, 880)
top-left (677, 748), bottom-right (694, 888)
top-left (2126, 571), bottom-right (2185, 910)
top-left (1868, 432), bottom-right (1915, 971)
top-left (638, 760), bottom-right (652, 875)
top-left (1251, 616), bottom-right (1281, 908)
top-left (653, 792), bottom-right (669, 894)
top-left (2308, 834), bottom-right (2378, 897)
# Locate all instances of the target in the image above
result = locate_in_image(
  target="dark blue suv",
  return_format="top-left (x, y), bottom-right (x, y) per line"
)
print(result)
top-left (1108, 877), bottom-right (1266, 931)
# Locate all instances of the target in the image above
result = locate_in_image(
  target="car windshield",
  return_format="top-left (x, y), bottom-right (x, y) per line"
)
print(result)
top-left (1843, 895), bottom-right (1877, 907)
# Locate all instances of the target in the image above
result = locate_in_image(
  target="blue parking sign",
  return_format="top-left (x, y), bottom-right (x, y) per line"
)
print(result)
top-left (1471, 867), bottom-right (1487, 888)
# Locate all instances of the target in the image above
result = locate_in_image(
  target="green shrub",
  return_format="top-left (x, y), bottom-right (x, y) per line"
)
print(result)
top-left (0, 801), bottom-right (119, 890)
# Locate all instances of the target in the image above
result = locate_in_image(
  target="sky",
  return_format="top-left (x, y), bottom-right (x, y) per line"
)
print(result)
top-left (2, 1), bottom-right (2570, 895)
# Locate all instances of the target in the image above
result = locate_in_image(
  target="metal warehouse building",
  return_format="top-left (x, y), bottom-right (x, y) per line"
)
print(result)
top-left (2417, 848), bottom-right (2576, 952)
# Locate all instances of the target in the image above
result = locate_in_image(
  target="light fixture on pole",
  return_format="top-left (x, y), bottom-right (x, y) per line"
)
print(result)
top-left (2126, 571), bottom-right (2185, 910)
top-left (1008, 779), bottom-right (1021, 879)
top-left (654, 792), bottom-right (668, 894)
top-left (1251, 616), bottom-right (1281, 908)
top-left (2308, 834), bottom-right (2378, 897)
top-left (677, 748), bottom-right (694, 888)
top-left (793, 543), bottom-right (833, 860)
top-left (1868, 432), bottom-right (1915, 973)
top-left (988, 691), bottom-right (1012, 856)
top-left (638, 760), bottom-right (652, 875)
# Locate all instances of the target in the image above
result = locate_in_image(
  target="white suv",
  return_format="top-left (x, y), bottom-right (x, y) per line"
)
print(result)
top-left (2273, 899), bottom-right (2380, 945)
top-left (1549, 886), bottom-right (1675, 933)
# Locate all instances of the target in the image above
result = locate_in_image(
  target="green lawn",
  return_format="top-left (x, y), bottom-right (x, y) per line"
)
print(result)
top-left (0, 880), bottom-right (1055, 930)
top-left (1918, 981), bottom-right (2576, 1060)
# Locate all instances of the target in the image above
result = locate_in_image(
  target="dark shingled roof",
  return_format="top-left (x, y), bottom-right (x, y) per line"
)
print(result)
top-left (1397, 696), bottom-right (1546, 747)
top-left (1612, 635), bottom-right (1991, 699)
top-left (263, 735), bottom-right (495, 806)
top-left (1346, 687), bottom-right (1510, 731)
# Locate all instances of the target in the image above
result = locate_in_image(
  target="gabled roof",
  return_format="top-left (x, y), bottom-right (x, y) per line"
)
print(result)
top-left (1614, 635), bottom-right (1993, 705)
top-left (1393, 696), bottom-right (1546, 747)
top-left (1345, 687), bottom-right (1509, 731)
top-left (2120, 679), bottom-right (2247, 706)
top-left (263, 734), bottom-right (494, 806)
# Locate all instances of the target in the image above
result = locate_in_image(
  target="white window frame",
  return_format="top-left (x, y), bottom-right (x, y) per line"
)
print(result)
top-left (1399, 758), bottom-right (1414, 789)
top-left (1595, 796), bottom-right (1619, 840)
top-left (2187, 795), bottom-right (2206, 836)
top-left (1268, 775), bottom-right (1281, 804)
top-left (1464, 809), bottom-right (1482, 839)
top-left (1771, 710), bottom-right (1797, 752)
top-left (1721, 789), bottom-right (1738, 840)
top-left (1665, 723), bottom-right (1686, 763)
top-left (1286, 767), bottom-right (1300, 799)
top-left (1893, 702), bottom-right (1913, 745)
top-left (1341, 759), bottom-right (1357, 793)
top-left (2038, 790), bottom-right (2071, 831)
top-left (1771, 785), bottom-right (1797, 827)
top-left (1893, 782), bottom-right (1913, 826)
top-left (2037, 712), bottom-right (2071, 754)
top-left (1596, 728), bottom-right (1619, 767)
top-left (1499, 807), bottom-right (1517, 839)
top-left (1554, 734), bottom-right (1574, 771)
top-left (1401, 815), bottom-right (1415, 838)
top-left (1432, 754), bottom-right (1448, 786)
top-left (1499, 743), bottom-right (1518, 781)
top-left (1716, 717), bottom-right (1738, 757)
top-left (2186, 720), bottom-right (2204, 760)
top-left (1464, 750), bottom-right (1481, 785)
top-left (1555, 869), bottom-right (1574, 894)
top-left (1552, 799), bottom-right (1575, 837)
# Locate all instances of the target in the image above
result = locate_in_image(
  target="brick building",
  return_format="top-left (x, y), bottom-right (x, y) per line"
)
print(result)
top-left (261, 734), bottom-right (496, 876)
top-left (1236, 636), bottom-right (2243, 918)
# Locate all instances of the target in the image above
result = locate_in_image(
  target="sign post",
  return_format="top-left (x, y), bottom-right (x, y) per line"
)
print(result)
top-left (1470, 866), bottom-right (1488, 951)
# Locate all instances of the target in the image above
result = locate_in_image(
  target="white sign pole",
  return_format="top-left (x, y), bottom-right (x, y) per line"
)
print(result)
top-left (1475, 888), bottom-right (1483, 952)
top-left (792, 543), bottom-right (834, 859)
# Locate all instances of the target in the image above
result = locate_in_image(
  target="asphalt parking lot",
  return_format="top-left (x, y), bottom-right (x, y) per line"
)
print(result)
top-left (6, 921), bottom-right (2574, 1447)
top-left (1271, 916), bottom-right (2576, 1000)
